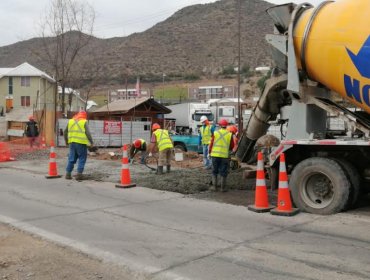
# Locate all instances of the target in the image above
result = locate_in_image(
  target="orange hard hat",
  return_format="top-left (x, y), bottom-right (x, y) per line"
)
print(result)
top-left (152, 123), bottom-right (160, 131)
top-left (74, 111), bottom-right (87, 120)
top-left (134, 139), bottom-right (142, 149)
top-left (218, 119), bottom-right (228, 127)
top-left (227, 125), bottom-right (238, 134)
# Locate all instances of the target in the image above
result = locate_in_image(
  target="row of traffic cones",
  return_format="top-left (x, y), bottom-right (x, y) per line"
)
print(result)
top-left (44, 142), bottom-right (136, 189)
top-left (248, 152), bottom-right (299, 216)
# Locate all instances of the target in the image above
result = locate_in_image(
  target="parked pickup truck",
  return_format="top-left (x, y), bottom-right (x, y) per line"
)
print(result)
top-left (171, 134), bottom-right (202, 153)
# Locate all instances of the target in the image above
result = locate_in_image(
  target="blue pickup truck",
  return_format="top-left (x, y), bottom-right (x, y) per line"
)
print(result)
top-left (171, 134), bottom-right (202, 153)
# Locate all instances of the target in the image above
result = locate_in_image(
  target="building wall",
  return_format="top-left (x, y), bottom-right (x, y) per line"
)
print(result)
top-left (188, 85), bottom-right (236, 101)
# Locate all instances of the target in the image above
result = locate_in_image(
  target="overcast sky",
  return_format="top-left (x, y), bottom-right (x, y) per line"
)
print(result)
top-left (0, 0), bottom-right (326, 47)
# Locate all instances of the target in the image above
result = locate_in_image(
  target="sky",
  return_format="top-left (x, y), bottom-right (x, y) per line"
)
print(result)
top-left (0, 0), bottom-right (326, 47)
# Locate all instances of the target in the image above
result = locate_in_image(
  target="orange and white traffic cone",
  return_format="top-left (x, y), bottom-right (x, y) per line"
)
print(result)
top-left (270, 153), bottom-right (299, 216)
top-left (115, 145), bottom-right (136, 188)
top-left (41, 136), bottom-right (46, 149)
top-left (45, 141), bottom-right (62, 179)
top-left (248, 152), bottom-right (274, 213)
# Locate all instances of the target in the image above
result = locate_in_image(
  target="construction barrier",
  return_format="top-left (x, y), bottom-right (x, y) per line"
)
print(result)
top-left (0, 142), bottom-right (13, 162)
top-left (248, 151), bottom-right (274, 213)
top-left (0, 138), bottom-right (48, 161)
top-left (45, 141), bottom-right (62, 179)
top-left (116, 144), bottom-right (136, 188)
top-left (270, 153), bottom-right (299, 216)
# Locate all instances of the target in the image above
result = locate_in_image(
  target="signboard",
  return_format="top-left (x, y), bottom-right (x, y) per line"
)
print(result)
top-left (103, 121), bottom-right (122, 134)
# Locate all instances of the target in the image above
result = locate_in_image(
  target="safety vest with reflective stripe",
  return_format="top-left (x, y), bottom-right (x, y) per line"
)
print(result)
top-left (67, 119), bottom-right (89, 145)
top-left (210, 128), bottom-right (232, 158)
top-left (200, 125), bottom-right (212, 145)
top-left (153, 129), bottom-right (173, 152)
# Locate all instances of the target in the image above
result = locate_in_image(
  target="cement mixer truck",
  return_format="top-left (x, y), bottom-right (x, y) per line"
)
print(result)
top-left (237, 0), bottom-right (370, 214)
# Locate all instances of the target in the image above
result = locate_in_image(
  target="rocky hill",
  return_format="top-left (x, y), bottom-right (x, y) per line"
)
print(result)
top-left (0, 0), bottom-right (273, 84)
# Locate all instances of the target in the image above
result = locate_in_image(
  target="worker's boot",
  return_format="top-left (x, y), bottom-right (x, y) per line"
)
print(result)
top-left (65, 172), bottom-right (72, 180)
top-left (211, 175), bottom-right (218, 191)
top-left (220, 176), bottom-right (228, 192)
top-left (166, 165), bottom-right (171, 173)
top-left (156, 166), bottom-right (163, 175)
top-left (75, 173), bottom-right (83, 181)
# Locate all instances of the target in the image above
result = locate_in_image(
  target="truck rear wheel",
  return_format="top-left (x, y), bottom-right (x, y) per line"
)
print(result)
top-left (290, 157), bottom-right (350, 215)
top-left (332, 159), bottom-right (361, 209)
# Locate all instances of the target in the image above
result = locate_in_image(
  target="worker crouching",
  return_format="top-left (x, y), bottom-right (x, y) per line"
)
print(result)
top-left (150, 123), bottom-right (174, 175)
top-left (209, 119), bottom-right (234, 192)
top-left (129, 138), bottom-right (147, 164)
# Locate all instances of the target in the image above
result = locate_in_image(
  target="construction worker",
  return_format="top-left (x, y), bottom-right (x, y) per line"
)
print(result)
top-left (226, 125), bottom-right (238, 153)
top-left (25, 116), bottom-right (39, 148)
top-left (64, 111), bottom-right (94, 181)
top-left (129, 138), bottom-right (147, 164)
top-left (149, 123), bottom-right (174, 174)
top-left (198, 115), bottom-right (215, 169)
top-left (209, 119), bottom-right (234, 192)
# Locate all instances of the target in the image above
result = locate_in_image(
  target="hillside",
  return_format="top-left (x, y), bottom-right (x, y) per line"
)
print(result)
top-left (0, 0), bottom-right (273, 84)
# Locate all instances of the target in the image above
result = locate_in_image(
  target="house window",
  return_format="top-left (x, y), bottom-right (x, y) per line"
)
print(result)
top-left (8, 77), bottom-right (13, 95)
top-left (21, 77), bottom-right (31, 87)
top-left (21, 96), bottom-right (31, 107)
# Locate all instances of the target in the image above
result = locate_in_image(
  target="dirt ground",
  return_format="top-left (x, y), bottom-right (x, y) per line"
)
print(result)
top-left (0, 224), bottom-right (136, 280)
top-left (1, 147), bottom-right (273, 280)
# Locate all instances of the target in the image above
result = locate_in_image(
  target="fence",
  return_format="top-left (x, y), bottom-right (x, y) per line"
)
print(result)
top-left (57, 119), bottom-right (152, 147)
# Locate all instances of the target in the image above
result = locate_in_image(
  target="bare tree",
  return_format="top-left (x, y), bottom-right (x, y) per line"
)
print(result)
top-left (39, 0), bottom-right (95, 115)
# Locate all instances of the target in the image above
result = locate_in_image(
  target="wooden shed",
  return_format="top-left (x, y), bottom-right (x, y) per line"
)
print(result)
top-left (90, 97), bottom-right (171, 127)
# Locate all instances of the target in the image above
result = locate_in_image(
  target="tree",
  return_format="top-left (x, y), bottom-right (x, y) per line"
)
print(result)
top-left (39, 0), bottom-right (95, 115)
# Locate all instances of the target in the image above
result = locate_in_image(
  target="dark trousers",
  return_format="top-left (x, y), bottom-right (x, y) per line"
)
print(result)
top-left (211, 157), bottom-right (230, 178)
top-left (66, 143), bottom-right (87, 173)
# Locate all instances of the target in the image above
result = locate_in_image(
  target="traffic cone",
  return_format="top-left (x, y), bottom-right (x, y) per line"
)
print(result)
top-left (271, 153), bottom-right (299, 216)
top-left (45, 141), bottom-right (62, 179)
top-left (248, 152), bottom-right (274, 213)
top-left (115, 145), bottom-right (136, 188)
top-left (41, 136), bottom-right (46, 149)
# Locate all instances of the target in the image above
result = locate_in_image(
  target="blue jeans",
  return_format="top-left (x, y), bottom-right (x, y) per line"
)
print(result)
top-left (212, 157), bottom-right (230, 178)
top-left (66, 143), bottom-right (88, 173)
top-left (202, 144), bottom-right (211, 168)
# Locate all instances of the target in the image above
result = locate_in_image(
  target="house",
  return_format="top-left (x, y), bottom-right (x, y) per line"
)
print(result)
top-left (0, 62), bottom-right (56, 144)
top-left (0, 62), bottom-right (56, 113)
top-left (90, 97), bottom-right (171, 127)
top-left (57, 86), bottom-right (86, 114)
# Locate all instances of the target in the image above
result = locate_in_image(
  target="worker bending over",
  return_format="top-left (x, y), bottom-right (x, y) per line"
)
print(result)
top-left (209, 119), bottom-right (234, 192)
top-left (150, 123), bottom-right (174, 175)
top-left (129, 138), bottom-right (147, 164)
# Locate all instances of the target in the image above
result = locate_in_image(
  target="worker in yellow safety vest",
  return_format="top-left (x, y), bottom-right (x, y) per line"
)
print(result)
top-left (199, 115), bottom-right (215, 169)
top-left (209, 119), bottom-right (234, 192)
top-left (149, 123), bottom-right (174, 174)
top-left (64, 111), bottom-right (94, 181)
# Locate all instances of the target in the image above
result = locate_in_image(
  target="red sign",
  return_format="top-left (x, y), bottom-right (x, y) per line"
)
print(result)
top-left (103, 121), bottom-right (122, 134)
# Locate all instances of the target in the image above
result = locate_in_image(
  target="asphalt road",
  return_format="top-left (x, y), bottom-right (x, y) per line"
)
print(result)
top-left (0, 167), bottom-right (370, 280)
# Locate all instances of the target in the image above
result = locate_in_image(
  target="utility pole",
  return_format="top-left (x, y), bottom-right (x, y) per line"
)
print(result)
top-left (237, 0), bottom-right (242, 130)
top-left (162, 73), bottom-right (166, 103)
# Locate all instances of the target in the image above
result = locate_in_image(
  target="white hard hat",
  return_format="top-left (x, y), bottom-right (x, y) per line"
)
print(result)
top-left (200, 115), bottom-right (208, 123)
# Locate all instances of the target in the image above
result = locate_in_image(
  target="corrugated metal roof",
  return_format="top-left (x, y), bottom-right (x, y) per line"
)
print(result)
top-left (5, 107), bottom-right (33, 122)
top-left (0, 62), bottom-right (55, 82)
top-left (92, 97), bottom-right (171, 114)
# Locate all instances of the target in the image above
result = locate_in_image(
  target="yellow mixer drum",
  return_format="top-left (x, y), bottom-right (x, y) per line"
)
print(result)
top-left (293, 0), bottom-right (370, 113)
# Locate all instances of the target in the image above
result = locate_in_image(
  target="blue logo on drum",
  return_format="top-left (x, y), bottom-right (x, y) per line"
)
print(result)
top-left (344, 35), bottom-right (370, 106)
